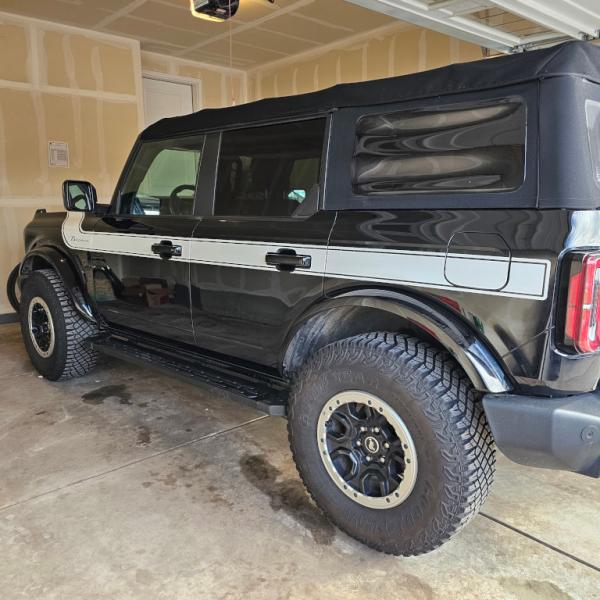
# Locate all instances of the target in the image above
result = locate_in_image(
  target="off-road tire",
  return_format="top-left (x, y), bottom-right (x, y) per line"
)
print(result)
top-left (20, 269), bottom-right (98, 380)
top-left (287, 332), bottom-right (496, 556)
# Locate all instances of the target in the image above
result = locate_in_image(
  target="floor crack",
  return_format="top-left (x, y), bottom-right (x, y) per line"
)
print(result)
top-left (480, 511), bottom-right (600, 573)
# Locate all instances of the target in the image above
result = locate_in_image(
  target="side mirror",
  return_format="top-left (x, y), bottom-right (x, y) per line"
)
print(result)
top-left (63, 180), bottom-right (97, 212)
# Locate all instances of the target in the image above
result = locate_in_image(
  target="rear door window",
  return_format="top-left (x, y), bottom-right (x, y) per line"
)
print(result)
top-left (214, 118), bottom-right (326, 218)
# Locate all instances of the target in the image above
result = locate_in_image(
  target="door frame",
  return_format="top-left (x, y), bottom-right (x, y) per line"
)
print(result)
top-left (142, 71), bottom-right (203, 122)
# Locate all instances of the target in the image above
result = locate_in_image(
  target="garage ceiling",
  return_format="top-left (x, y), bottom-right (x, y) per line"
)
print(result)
top-left (0, 0), bottom-right (397, 69)
top-left (2, 0), bottom-right (598, 71)
top-left (346, 0), bottom-right (600, 53)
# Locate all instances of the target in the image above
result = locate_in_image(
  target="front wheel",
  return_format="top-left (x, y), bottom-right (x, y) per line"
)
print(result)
top-left (20, 269), bottom-right (98, 381)
top-left (287, 332), bottom-right (496, 556)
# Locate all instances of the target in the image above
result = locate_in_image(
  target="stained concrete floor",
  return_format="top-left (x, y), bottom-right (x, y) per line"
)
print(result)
top-left (0, 322), bottom-right (599, 600)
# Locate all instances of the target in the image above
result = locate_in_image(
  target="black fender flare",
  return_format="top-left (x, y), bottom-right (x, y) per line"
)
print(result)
top-left (6, 264), bottom-right (20, 312)
top-left (282, 289), bottom-right (513, 394)
top-left (19, 245), bottom-right (96, 322)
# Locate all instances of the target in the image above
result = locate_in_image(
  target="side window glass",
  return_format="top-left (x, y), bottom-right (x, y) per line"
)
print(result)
top-left (214, 119), bottom-right (326, 217)
top-left (352, 101), bottom-right (526, 195)
top-left (118, 136), bottom-right (204, 216)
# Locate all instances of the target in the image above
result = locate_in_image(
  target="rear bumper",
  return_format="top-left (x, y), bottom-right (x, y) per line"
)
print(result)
top-left (483, 391), bottom-right (600, 477)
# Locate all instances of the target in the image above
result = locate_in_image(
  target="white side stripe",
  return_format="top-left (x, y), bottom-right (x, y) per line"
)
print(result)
top-left (62, 212), bottom-right (550, 300)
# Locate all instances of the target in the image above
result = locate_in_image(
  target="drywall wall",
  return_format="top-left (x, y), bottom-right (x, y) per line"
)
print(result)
top-left (0, 12), bottom-right (245, 316)
top-left (0, 13), bottom-right (144, 315)
top-left (247, 22), bottom-right (483, 100)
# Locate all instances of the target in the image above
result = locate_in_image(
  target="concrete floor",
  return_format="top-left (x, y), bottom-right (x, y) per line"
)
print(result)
top-left (0, 322), bottom-right (599, 600)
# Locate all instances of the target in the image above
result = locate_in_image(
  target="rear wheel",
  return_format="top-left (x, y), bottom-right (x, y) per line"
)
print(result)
top-left (288, 332), bottom-right (496, 556)
top-left (20, 269), bottom-right (98, 380)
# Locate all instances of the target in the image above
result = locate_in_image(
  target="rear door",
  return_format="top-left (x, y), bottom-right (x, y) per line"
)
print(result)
top-left (89, 135), bottom-right (205, 343)
top-left (189, 117), bottom-right (335, 367)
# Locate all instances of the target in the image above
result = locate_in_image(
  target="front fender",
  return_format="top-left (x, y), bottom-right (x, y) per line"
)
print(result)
top-left (20, 245), bottom-right (95, 322)
top-left (284, 289), bottom-right (513, 394)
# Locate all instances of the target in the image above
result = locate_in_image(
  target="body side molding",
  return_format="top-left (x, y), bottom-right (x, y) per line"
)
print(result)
top-left (62, 211), bottom-right (549, 301)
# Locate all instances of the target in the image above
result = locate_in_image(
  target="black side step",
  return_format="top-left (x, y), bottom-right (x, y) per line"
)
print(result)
top-left (90, 334), bottom-right (289, 416)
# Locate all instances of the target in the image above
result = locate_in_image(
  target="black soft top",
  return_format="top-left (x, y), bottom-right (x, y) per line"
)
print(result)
top-left (142, 41), bottom-right (600, 141)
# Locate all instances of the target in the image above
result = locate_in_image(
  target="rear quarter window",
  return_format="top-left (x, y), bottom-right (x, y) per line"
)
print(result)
top-left (352, 101), bottom-right (526, 195)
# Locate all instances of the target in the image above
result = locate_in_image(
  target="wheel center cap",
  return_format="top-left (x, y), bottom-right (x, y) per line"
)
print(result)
top-left (364, 436), bottom-right (380, 454)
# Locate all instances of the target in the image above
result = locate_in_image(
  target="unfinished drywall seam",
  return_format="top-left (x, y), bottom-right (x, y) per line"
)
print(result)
top-left (32, 92), bottom-right (50, 197)
top-left (388, 35), bottom-right (396, 77)
top-left (0, 10), bottom-right (142, 51)
top-left (0, 197), bottom-right (62, 208)
top-left (257, 72), bottom-right (263, 100)
top-left (141, 51), bottom-right (245, 77)
top-left (63, 31), bottom-right (84, 165)
top-left (242, 70), bottom-right (249, 104)
top-left (91, 45), bottom-right (110, 200)
top-left (418, 30), bottom-right (427, 71)
top-left (0, 79), bottom-right (138, 101)
top-left (220, 73), bottom-right (227, 107)
top-left (62, 34), bottom-right (77, 90)
top-left (28, 22), bottom-right (40, 87)
top-left (361, 43), bottom-right (368, 81)
top-left (28, 21), bottom-right (50, 197)
top-left (132, 40), bottom-right (145, 130)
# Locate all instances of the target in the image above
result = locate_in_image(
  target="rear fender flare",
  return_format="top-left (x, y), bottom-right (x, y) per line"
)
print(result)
top-left (19, 246), bottom-right (95, 322)
top-left (282, 289), bottom-right (512, 394)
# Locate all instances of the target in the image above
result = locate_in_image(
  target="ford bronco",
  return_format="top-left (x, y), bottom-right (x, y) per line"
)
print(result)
top-left (9, 41), bottom-right (600, 556)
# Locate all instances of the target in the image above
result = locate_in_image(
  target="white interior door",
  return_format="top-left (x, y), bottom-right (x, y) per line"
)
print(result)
top-left (143, 77), bottom-right (194, 126)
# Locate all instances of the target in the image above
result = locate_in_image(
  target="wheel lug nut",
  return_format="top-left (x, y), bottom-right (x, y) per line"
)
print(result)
top-left (356, 440), bottom-right (362, 447)
top-left (373, 427), bottom-right (380, 433)
top-left (383, 442), bottom-right (390, 449)
top-left (366, 456), bottom-right (372, 462)
top-left (379, 457), bottom-right (385, 463)
top-left (360, 426), bottom-right (367, 432)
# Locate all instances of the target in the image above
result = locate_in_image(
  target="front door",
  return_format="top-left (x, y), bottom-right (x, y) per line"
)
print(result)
top-left (190, 118), bottom-right (334, 367)
top-left (90, 135), bottom-right (205, 343)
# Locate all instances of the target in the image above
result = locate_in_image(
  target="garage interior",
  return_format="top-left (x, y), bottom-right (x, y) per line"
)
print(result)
top-left (1, 0), bottom-right (600, 598)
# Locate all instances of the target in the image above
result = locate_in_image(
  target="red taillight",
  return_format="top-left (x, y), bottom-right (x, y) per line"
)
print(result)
top-left (565, 253), bottom-right (600, 353)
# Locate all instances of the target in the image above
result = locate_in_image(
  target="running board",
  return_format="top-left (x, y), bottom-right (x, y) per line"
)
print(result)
top-left (90, 334), bottom-right (289, 416)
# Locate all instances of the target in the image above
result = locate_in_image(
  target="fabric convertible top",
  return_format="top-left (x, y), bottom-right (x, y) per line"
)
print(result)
top-left (142, 41), bottom-right (600, 141)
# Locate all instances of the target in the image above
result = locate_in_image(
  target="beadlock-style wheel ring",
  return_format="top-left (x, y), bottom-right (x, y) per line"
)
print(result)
top-left (317, 390), bottom-right (418, 509)
top-left (28, 296), bottom-right (55, 358)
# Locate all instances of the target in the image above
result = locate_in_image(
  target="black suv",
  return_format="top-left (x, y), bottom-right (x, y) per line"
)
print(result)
top-left (10, 41), bottom-right (600, 556)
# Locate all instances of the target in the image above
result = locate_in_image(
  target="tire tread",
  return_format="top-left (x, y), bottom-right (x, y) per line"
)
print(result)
top-left (26, 269), bottom-right (97, 380)
top-left (287, 331), bottom-right (496, 556)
